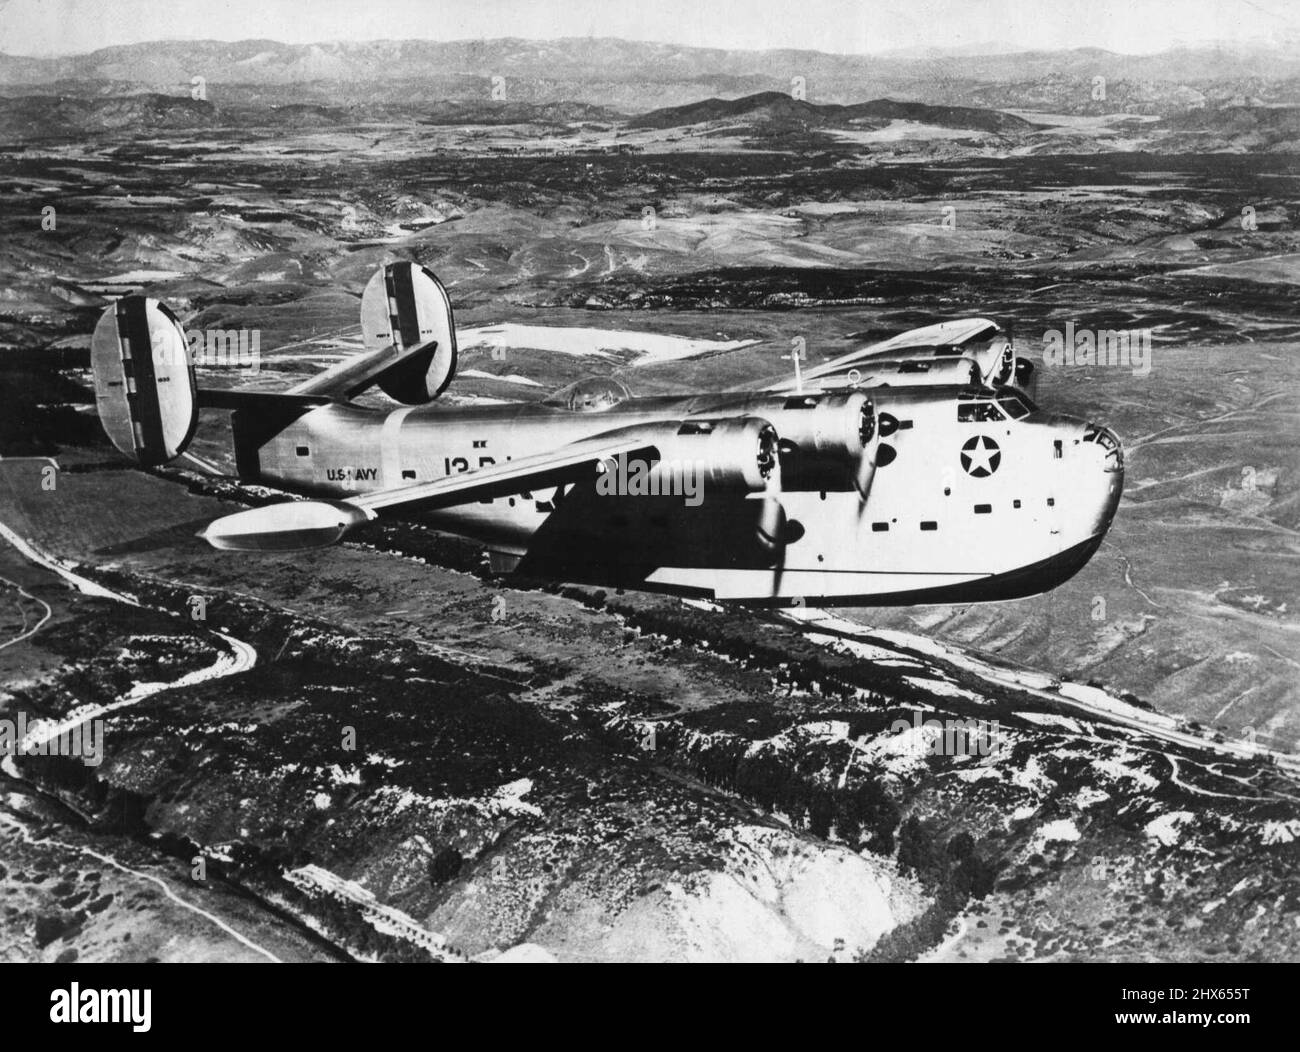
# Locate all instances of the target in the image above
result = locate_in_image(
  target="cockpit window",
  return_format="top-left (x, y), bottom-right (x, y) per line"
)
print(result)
top-left (957, 401), bottom-right (1004, 423)
top-left (997, 394), bottom-right (1031, 419)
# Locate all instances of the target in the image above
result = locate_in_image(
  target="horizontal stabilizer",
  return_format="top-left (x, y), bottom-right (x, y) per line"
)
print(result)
top-left (198, 389), bottom-right (333, 411)
top-left (287, 338), bottom-right (440, 403)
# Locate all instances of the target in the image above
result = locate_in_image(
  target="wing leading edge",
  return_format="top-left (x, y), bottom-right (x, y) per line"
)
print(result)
top-left (199, 433), bottom-right (659, 551)
top-left (760, 317), bottom-right (1001, 393)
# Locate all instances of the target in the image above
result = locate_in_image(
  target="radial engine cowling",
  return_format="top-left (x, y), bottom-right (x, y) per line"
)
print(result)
top-left (758, 391), bottom-right (878, 495)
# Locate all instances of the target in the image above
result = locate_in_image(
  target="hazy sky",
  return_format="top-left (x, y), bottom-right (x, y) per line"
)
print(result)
top-left (2, 0), bottom-right (1297, 57)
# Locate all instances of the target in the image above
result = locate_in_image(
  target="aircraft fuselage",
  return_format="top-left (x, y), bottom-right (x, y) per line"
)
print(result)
top-left (232, 384), bottom-right (1123, 606)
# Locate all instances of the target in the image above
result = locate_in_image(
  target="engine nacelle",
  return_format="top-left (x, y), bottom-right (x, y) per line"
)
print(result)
top-left (765, 391), bottom-right (877, 494)
top-left (724, 391), bottom-right (877, 495)
top-left (360, 261), bottom-right (458, 404)
top-left (655, 416), bottom-right (780, 494)
top-left (599, 416), bottom-right (779, 496)
top-left (1012, 356), bottom-right (1038, 402)
top-left (91, 296), bottom-right (198, 466)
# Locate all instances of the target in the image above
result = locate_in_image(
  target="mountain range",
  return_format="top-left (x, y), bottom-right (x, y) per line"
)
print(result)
top-left (3, 38), bottom-right (1299, 114)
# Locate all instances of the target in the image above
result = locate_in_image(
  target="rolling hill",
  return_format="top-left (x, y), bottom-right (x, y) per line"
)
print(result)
top-left (628, 91), bottom-right (1036, 133)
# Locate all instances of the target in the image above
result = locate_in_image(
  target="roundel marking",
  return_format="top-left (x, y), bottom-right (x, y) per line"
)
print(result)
top-left (960, 435), bottom-right (1001, 478)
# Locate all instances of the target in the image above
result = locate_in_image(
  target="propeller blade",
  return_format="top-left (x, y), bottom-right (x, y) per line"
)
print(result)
top-left (755, 490), bottom-right (788, 554)
top-left (855, 398), bottom-right (881, 517)
top-left (855, 447), bottom-right (878, 502)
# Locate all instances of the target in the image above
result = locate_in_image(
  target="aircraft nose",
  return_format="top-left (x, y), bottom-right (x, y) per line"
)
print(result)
top-left (1083, 422), bottom-right (1124, 528)
top-left (1081, 423), bottom-right (1123, 470)
top-left (1084, 423), bottom-right (1124, 473)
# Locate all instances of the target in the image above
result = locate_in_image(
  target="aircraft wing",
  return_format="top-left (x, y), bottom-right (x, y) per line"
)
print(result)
top-left (352, 434), bottom-right (657, 514)
top-left (840, 318), bottom-right (1001, 357)
top-left (199, 433), bottom-right (658, 551)
top-left (759, 317), bottom-right (1000, 392)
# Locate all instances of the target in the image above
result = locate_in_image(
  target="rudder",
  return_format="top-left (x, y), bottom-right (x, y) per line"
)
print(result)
top-left (360, 261), bottom-right (458, 404)
top-left (90, 296), bottom-right (198, 466)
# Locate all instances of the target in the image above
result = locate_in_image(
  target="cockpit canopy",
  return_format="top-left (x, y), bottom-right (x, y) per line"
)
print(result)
top-left (998, 391), bottom-right (1033, 419)
top-left (543, 376), bottom-right (633, 412)
top-left (956, 389), bottom-right (1036, 422)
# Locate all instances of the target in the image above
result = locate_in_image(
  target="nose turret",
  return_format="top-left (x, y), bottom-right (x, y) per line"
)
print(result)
top-left (1079, 422), bottom-right (1124, 535)
top-left (1084, 423), bottom-right (1123, 473)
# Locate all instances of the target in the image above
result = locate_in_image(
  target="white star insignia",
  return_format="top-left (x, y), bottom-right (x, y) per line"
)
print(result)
top-left (961, 436), bottom-right (1000, 476)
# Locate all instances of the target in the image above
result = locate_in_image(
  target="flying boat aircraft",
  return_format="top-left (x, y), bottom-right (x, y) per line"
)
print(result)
top-left (89, 261), bottom-right (1123, 605)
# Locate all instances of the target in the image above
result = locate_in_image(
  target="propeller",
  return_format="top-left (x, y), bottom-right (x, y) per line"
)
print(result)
top-left (855, 445), bottom-right (879, 506)
top-left (752, 445), bottom-right (797, 597)
top-left (855, 404), bottom-right (893, 519)
top-left (756, 481), bottom-right (790, 598)
top-left (755, 483), bottom-right (789, 553)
